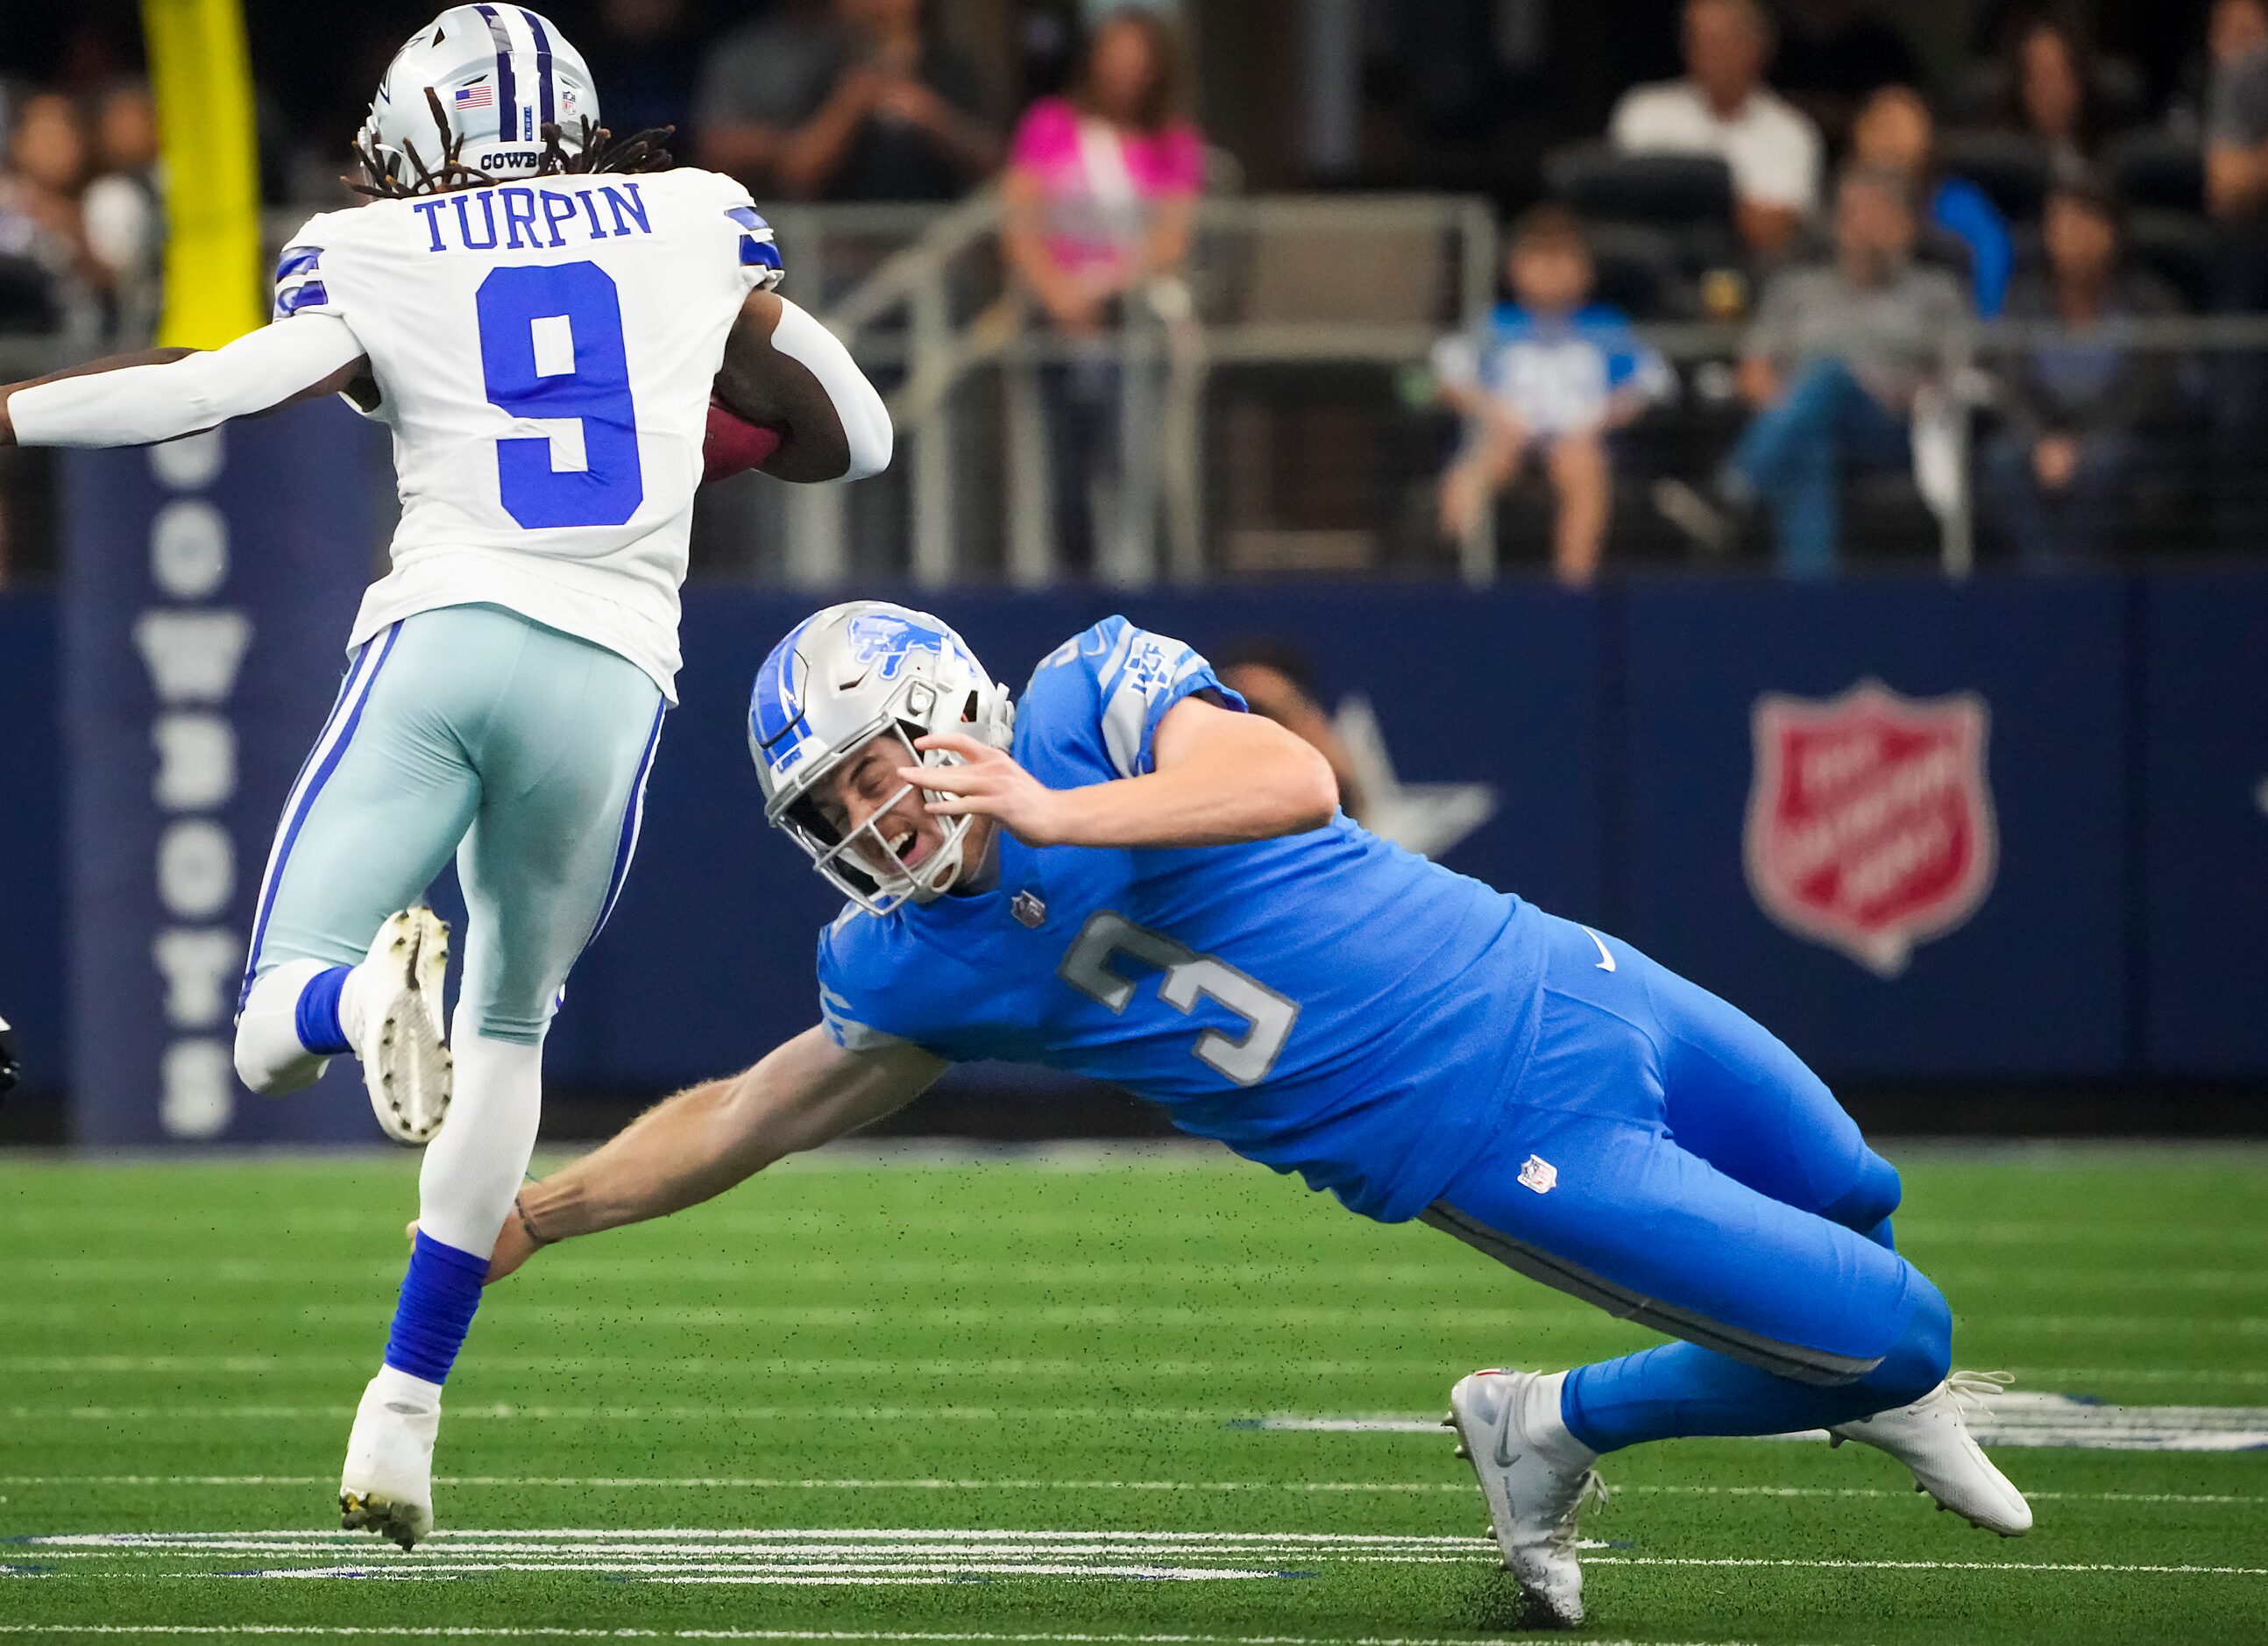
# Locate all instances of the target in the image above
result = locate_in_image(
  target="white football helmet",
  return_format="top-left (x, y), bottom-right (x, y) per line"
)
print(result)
top-left (360, 6), bottom-right (599, 189)
top-left (750, 602), bottom-right (1017, 915)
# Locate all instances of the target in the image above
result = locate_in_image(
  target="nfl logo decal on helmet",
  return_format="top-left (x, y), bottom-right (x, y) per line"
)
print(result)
top-left (749, 602), bottom-right (1016, 916)
top-left (1744, 678), bottom-right (1997, 977)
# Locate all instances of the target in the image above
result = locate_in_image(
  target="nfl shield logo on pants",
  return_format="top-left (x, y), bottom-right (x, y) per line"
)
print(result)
top-left (1743, 679), bottom-right (1996, 978)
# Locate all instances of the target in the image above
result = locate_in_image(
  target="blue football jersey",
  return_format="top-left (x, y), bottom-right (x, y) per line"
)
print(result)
top-left (815, 617), bottom-right (1550, 1222)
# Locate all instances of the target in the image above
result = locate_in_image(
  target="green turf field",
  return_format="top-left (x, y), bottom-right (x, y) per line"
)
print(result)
top-left (4, 1144), bottom-right (2266, 1645)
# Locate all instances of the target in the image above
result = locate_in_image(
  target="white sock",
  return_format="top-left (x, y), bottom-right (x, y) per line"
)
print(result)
top-left (337, 961), bottom-right (373, 1048)
top-left (415, 1031), bottom-right (545, 1256)
top-left (1526, 1371), bottom-right (1598, 1470)
top-left (231, 959), bottom-right (335, 1096)
top-left (371, 1361), bottom-right (443, 1412)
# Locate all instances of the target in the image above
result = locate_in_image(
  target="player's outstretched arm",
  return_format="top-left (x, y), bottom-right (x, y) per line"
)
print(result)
top-left (908, 697), bottom-right (1339, 851)
top-left (478, 1026), bottom-right (942, 1282)
top-left (0, 315), bottom-right (369, 449)
top-left (711, 290), bottom-right (891, 484)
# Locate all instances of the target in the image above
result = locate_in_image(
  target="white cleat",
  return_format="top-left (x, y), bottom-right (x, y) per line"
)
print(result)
top-left (355, 907), bottom-right (452, 1146)
top-left (1829, 1369), bottom-right (2032, 1536)
top-left (1445, 1368), bottom-right (1608, 1630)
top-left (338, 1373), bottom-right (439, 1550)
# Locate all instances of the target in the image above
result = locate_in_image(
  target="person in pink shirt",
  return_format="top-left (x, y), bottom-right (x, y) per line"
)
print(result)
top-left (1002, 8), bottom-right (1207, 572)
top-left (1003, 8), bottom-right (1205, 337)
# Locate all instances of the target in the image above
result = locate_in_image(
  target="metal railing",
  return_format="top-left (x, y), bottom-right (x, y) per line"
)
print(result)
top-left (797, 191), bottom-right (1502, 587)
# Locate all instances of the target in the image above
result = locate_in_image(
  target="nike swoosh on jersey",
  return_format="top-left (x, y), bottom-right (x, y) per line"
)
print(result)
top-left (1583, 927), bottom-right (1615, 972)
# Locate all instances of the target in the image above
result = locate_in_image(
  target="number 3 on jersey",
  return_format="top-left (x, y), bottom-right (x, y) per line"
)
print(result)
top-left (476, 262), bottom-right (644, 529)
top-left (1059, 912), bottom-right (1299, 1087)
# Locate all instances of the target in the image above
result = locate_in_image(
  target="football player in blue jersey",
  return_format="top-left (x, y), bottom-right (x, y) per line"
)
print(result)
top-left (474, 600), bottom-right (2030, 1628)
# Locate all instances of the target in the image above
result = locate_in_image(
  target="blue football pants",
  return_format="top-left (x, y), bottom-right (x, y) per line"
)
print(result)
top-left (1421, 912), bottom-right (1952, 1453)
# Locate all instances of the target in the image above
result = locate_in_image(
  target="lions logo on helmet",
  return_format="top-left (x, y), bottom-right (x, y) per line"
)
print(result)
top-left (361, 6), bottom-right (601, 189)
top-left (750, 602), bottom-right (1016, 915)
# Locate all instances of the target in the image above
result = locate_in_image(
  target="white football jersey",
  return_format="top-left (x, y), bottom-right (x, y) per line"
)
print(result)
top-left (273, 167), bottom-right (783, 700)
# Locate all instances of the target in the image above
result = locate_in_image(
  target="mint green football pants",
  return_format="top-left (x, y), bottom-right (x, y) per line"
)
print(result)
top-left (237, 603), bottom-right (667, 1045)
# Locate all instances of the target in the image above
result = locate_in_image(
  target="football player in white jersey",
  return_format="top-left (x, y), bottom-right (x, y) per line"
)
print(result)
top-left (0, 5), bottom-right (890, 1549)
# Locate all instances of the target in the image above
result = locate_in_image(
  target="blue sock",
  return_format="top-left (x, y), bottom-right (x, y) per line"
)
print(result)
top-left (383, 1232), bottom-right (489, 1385)
top-left (294, 964), bottom-right (354, 1056)
top-left (1561, 1282), bottom-right (1951, 1454)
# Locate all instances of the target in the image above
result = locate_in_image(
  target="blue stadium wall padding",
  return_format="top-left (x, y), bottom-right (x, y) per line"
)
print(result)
top-left (0, 589), bottom-right (66, 1100)
top-left (24, 557), bottom-right (2268, 1128)
top-left (1120, 584), bottom-right (1610, 926)
top-left (1616, 574), bottom-right (2133, 1081)
top-left (2140, 571), bottom-right (2268, 1075)
top-left (60, 401), bottom-right (391, 1144)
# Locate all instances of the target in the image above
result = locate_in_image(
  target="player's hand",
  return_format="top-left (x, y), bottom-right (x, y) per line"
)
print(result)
top-left (903, 733), bottom-right (1074, 846)
top-left (406, 1217), bottom-right (541, 1285)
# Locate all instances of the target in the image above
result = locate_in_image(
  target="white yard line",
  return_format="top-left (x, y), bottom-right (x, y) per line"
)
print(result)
top-left (19, 1529), bottom-right (2268, 1584)
top-left (4, 1476), bottom-right (2261, 1506)
top-left (1241, 1394), bottom-right (2268, 1451)
top-left (27, 1530), bottom-right (1483, 1550)
top-left (0, 1405), bottom-right (1247, 1423)
top-left (202, 1569), bottom-right (1306, 1586)
top-left (1586, 1556), bottom-right (2268, 1575)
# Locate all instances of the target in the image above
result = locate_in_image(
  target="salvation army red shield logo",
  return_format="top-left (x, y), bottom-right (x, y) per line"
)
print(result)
top-left (1744, 680), bottom-right (1996, 977)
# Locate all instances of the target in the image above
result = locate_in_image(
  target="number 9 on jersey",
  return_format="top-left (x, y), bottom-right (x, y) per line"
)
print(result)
top-left (476, 261), bottom-right (645, 529)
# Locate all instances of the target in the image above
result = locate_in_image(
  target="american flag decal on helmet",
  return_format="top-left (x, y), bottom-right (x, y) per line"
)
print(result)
top-left (453, 81), bottom-right (493, 110)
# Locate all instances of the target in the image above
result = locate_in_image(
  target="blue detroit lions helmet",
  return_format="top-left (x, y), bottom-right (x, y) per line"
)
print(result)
top-left (361, 6), bottom-right (599, 188)
top-left (750, 602), bottom-right (1016, 914)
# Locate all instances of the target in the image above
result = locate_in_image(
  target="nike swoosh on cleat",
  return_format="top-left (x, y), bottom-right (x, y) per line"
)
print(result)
top-left (1583, 927), bottom-right (1615, 972)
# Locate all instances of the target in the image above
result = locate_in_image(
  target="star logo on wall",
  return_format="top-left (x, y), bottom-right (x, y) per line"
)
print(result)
top-left (1330, 693), bottom-right (1497, 861)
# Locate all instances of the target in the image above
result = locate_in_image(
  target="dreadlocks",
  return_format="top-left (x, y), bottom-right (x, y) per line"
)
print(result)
top-left (348, 87), bottom-right (676, 201)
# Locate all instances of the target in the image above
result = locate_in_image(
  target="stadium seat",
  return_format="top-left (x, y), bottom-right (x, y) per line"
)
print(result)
top-left (1582, 222), bottom-right (1697, 320)
top-left (2101, 128), bottom-right (2206, 216)
top-left (1542, 143), bottom-right (1740, 289)
top-left (1543, 142), bottom-right (1735, 229)
top-left (1937, 129), bottom-right (2055, 222)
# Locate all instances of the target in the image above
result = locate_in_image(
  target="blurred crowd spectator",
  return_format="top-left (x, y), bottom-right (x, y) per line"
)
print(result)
top-left (1655, 165), bottom-right (1969, 574)
top-left (1432, 205), bottom-right (1670, 585)
top-left (0, 82), bottom-right (160, 339)
top-left (2001, 15), bottom-right (2109, 173)
top-left (1849, 86), bottom-right (2014, 317)
top-left (11, 0), bottom-right (2268, 579)
top-left (1609, 0), bottom-right (1822, 261)
top-left (1982, 175), bottom-right (2181, 564)
top-left (1002, 5), bottom-right (1201, 569)
top-left (695, 0), bottom-right (1000, 203)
